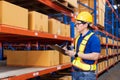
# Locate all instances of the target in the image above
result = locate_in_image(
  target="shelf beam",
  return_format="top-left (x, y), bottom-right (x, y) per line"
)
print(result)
top-left (0, 24), bottom-right (73, 43)
top-left (37, 0), bottom-right (73, 17)
top-left (0, 63), bottom-right (72, 80)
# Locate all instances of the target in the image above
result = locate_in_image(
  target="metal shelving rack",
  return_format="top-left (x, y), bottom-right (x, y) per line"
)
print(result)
top-left (78, 0), bottom-right (120, 79)
top-left (97, 0), bottom-right (120, 78)
top-left (0, 0), bottom-right (120, 79)
top-left (0, 0), bottom-right (75, 79)
top-left (0, 63), bottom-right (72, 80)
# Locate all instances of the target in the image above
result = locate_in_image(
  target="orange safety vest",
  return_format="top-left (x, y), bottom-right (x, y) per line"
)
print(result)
top-left (72, 32), bottom-right (96, 71)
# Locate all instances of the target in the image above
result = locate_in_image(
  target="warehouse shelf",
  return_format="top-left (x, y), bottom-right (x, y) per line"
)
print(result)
top-left (38, 0), bottom-right (74, 17)
top-left (101, 43), bottom-right (118, 47)
top-left (0, 0), bottom-right (119, 80)
top-left (108, 53), bottom-right (118, 58)
top-left (77, 0), bottom-right (120, 80)
top-left (98, 55), bottom-right (107, 61)
top-left (97, 66), bottom-right (107, 77)
top-left (106, 0), bottom-right (120, 22)
top-left (97, 60), bottom-right (119, 77)
top-left (92, 26), bottom-right (119, 41)
top-left (5, 0), bottom-right (74, 18)
top-left (98, 53), bottom-right (118, 62)
top-left (0, 24), bottom-right (73, 43)
top-left (0, 63), bottom-right (72, 80)
top-left (51, 0), bottom-right (74, 12)
top-left (107, 61), bottom-right (118, 70)
top-left (0, 0), bottom-right (74, 79)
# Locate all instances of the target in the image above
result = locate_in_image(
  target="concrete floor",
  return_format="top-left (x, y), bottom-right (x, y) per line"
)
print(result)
top-left (1, 60), bottom-right (120, 80)
top-left (98, 62), bottom-right (120, 80)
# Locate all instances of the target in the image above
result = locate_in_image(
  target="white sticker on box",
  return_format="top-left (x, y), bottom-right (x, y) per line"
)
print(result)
top-left (33, 72), bottom-right (39, 76)
top-left (57, 66), bottom-right (61, 70)
top-left (54, 35), bottom-right (57, 38)
top-left (35, 32), bottom-right (38, 36)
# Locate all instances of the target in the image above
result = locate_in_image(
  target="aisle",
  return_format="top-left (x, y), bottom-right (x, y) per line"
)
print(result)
top-left (98, 62), bottom-right (120, 80)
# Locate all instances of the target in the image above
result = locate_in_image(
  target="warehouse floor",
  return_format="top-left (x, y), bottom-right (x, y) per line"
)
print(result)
top-left (98, 62), bottom-right (120, 80)
top-left (0, 61), bottom-right (120, 80)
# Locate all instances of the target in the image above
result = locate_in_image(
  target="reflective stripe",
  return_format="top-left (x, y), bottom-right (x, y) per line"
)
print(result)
top-left (72, 32), bottom-right (96, 71)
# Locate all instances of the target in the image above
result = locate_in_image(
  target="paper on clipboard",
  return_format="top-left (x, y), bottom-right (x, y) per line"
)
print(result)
top-left (50, 44), bottom-right (68, 55)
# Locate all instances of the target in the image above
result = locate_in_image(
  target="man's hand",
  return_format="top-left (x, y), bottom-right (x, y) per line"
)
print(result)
top-left (62, 45), bottom-right (68, 51)
top-left (65, 50), bottom-right (76, 57)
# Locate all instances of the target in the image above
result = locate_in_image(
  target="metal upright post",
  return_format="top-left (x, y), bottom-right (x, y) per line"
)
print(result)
top-left (70, 22), bottom-right (75, 38)
top-left (63, 15), bottom-right (68, 24)
top-left (116, 6), bottom-right (119, 61)
top-left (35, 41), bottom-right (39, 50)
top-left (112, 0), bottom-right (114, 44)
top-left (116, 6), bottom-right (119, 53)
top-left (26, 42), bottom-right (31, 50)
top-left (0, 43), bottom-right (3, 60)
top-left (94, 0), bottom-right (97, 25)
top-left (118, 14), bottom-right (120, 37)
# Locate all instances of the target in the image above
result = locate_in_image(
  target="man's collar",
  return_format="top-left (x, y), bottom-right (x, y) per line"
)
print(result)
top-left (80, 30), bottom-right (92, 37)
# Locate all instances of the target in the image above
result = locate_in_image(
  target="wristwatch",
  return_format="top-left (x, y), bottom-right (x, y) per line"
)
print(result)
top-left (74, 53), bottom-right (78, 57)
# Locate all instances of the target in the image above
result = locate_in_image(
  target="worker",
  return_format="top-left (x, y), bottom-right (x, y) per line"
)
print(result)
top-left (64, 11), bottom-right (101, 80)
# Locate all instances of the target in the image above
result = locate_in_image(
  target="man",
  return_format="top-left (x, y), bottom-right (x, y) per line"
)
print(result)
top-left (64, 11), bottom-right (101, 80)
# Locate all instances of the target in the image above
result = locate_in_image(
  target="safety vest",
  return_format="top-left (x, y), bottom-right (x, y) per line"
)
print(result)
top-left (72, 32), bottom-right (96, 71)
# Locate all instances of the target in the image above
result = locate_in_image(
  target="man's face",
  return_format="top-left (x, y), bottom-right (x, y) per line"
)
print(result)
top-left (75, 20), bottom-right (87, 33)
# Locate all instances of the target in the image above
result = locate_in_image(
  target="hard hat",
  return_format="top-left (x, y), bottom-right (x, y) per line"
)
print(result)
top-left (76, 11), bottom-right (93, 23)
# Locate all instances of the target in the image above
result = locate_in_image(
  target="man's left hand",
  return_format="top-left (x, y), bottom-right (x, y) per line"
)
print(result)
top-left (65, 50), bottom-right (76, 57)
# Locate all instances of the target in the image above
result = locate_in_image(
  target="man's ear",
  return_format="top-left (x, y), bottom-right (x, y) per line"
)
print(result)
top-left (84, 23), bottom-right (88, 28)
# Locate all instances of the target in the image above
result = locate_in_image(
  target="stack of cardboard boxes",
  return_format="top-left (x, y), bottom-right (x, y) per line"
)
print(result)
top-left (0, 0), bottom-right (71, 67)
top-left (0, 1), bottom-right (28, 29)
top-left (0, 1), bottom-right (71, 37)
top-left (97, 61), bottom-right (107, 73)
top-left (65, 0), bottom-right (78, 8)
top-left (28, 11), bottom-right (48, 32)
top-left (6, 50), bottom-right (70, 67)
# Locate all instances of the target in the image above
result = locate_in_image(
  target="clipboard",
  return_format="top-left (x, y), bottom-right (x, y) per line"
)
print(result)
top-left (50, 44), bottom-right (68, 55)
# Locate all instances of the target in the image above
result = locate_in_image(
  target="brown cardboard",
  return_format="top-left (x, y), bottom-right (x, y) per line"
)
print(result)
top-left (29, 11), bottom-right (48, 32)
top-left (7, 50), bottom-right (59, 67)
top-left (65, 24), bottom-right (70, 37)
top-left (65, 0), bottom-right (78, 8)
top-left (59, 52), bottom-right (70, 64)
top-left (60, 23), bottom-right (66, 36)
top-left (48, 19), bottom-right (60, 35)
top-left (26, 50), bottom-right (59, 67)
top-left (7, 51), bottom-right (27, 66)
top-left (0, 1), bottom-right (28, 29)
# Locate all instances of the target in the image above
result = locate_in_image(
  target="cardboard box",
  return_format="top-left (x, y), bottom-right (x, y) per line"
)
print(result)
top-left (65, 24), bottom-right (70, 37)
top-left (66, 0), bottom-right (78, 8)
top-left (59, 77), bottom-right (68, 80)
top-left (97, 0), bottom-right (105, 26)
top-left (3, 50), bottom-right (10, 58)
top-left (59, 52), bottom-right (70, 64)
top-left (48, 19), bottom-right (60, 35)
top-left (60, 23), bottom-right (66, 36)
top-left (29, 11), bottom-right (48, 32)
top-left (0, 1), bottom-right (28, 29)
top-left (7, 51), bottom-right (27, 66)
top-left (74, 27), bottom-right (79, 38)
top-left (7, 50), bottom-right (59, 67)
top-left (53, 51), bottom-right (60, 66)
top-left (101, 48), bottom-right (106, 56)
top-left (27, 50), bottom-right (59, 67)
top-left (101, 37), bottom-right (106, 44)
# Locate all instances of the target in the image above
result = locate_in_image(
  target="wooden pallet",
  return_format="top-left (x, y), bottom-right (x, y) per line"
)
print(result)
top-left (52, 0), bottom-right (75, 12)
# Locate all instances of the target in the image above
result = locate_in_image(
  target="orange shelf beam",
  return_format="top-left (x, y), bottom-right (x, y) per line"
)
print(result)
top-left (0, 24), bottom-right (73, 42)
top-left (1, 63), bottom-right (72, 80)
top-left (37, 0), bottom-right (73, 17)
